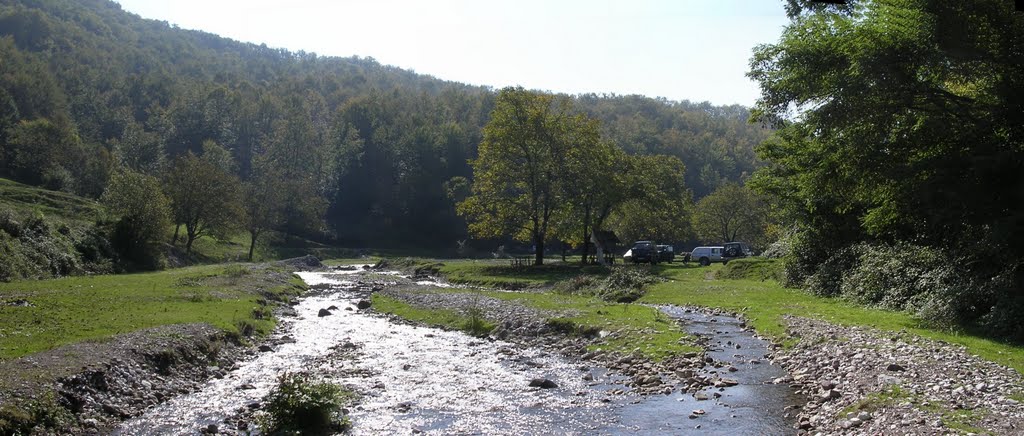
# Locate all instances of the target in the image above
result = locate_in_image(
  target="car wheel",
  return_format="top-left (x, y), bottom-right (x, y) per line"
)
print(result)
top-left (699, 257), bottom-right (710, 266)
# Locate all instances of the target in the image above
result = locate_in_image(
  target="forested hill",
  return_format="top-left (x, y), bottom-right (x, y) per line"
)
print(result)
top-left (0, 0), bottom-right (769, 247)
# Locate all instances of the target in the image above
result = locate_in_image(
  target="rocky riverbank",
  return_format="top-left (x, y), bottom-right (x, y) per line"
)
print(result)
top-left (773, 316), bottom-right (1024, 435)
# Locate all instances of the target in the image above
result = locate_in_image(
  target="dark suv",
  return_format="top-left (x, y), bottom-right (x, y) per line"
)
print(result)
top-left (722, 242), bottom-right (753, 264)
top-left (629, 240), bottom-right (659, 264)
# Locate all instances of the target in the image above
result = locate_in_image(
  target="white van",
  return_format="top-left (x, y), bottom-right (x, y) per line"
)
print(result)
top-left (690, 246), bottom-right (724, 266)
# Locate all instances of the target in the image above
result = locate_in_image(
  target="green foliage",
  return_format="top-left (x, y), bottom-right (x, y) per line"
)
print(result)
top-left (0, 0), bottom-right (765, 251)
top-left (693, 182), bottom-right (768, 247)
top-left (0, 391), bottom-right (73, 435)
top-left (459, 87), bottom-right (604, 264)
top-left (749, 0), bottom-right (1024, 337)
top-left (164, 150), bottom-right (243, 254)
top-left (605, 154), bottom-right (693, 244)
top-left (260, 372), bottom-right (350, 435)
top-left (555, 266), bottom-right (661, 303)
top-left (102, 169), bottom-right (171, 269)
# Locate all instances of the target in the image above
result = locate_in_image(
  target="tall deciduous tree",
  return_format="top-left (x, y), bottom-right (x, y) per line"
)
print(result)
top-left (748, 0), bottom-right (1024, 323)
top-left (458, 87), bottom-right (592, 265)
top-left (606, 154), bottom-right (692, 244)
top-left (101, 169), bottom-right (171, 268)
top-left (164, 144), bottom-right (243, 255)
top-left (693, 182), bottom-right (767, 246)
top-left (242, 159), bottom-right (285, 261)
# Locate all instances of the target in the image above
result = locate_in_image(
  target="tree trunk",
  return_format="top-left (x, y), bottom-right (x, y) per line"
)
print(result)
top-left (580, 204), bottom-right (591, 265)
top-left (248, 229), bottom-right (259, 262)
top-left (534, 235), bottom-right (544, 266)
top-left (172, 224), bottom-right (180, 245)
top-left (185, 235), bottom-right (194, 255)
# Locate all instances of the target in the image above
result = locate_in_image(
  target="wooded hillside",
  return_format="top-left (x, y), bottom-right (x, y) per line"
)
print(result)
top-left (0, 0), bottom-right (769, 249)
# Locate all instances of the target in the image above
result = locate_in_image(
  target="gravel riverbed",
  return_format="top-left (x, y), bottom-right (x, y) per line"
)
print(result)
top-left (773, 316), bottom-right (1024, 435)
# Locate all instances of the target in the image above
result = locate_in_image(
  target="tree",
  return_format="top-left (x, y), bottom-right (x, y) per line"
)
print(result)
top-left (552, 142), bottom-right (625, 264)
top-left (164, 148), bottom-right (243, 255)
top-left (606, 154), bottom-right (693, 245)
top-left (101, 169), bottom-right (171, 268)
top-left (458, 87), bottom-right (592, 265)
top-left (749, 0), bottom-right (1024, 264)
top-left (693, 182), bottom-right (767, 247)
top-left (242, 160), bottom-right (285, 261)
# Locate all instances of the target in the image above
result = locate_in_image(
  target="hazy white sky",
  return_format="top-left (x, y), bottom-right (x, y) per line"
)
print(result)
top-left (113, 0), bottom-right (790, 106)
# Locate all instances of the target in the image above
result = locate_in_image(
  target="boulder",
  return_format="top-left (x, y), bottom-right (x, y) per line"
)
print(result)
top-left (318, 308), bottom-right (332, 317)
top-left (529, 378), bottom-right (558, 389)
top-left (357, 300), bottom-right (372, 310)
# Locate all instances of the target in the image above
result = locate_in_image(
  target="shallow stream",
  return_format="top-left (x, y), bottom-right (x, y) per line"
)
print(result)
top-left (118, 270), bottom-right (798, 435)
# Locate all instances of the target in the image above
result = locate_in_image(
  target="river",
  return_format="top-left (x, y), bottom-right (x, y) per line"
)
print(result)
top-left (118, 269), bottom-right (798, 435)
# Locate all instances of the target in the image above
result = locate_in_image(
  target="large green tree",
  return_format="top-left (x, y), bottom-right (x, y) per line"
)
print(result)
top-left (692, 182), bottom-right (767, 247)
top-left (459, 87), bottom-right (599, 265)
top-left (101, 169), bottom-right (171, 268)
top-left (749, 0), bottom-right (1024, 293)
top-left (164, 145), bottom-right (243, 255)
top-left (606, 154), bottom-right (692, 244)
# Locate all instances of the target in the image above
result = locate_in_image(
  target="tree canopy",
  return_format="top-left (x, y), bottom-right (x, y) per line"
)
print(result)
top-left (749, 0), bottom-right (1024, 336)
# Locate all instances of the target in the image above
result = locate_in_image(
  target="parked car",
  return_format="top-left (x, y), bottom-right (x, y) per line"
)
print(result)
top-left (691, 246), bottom-right (724, 266)
top-left (722, 242), bottom-right (754, 264)
top-left (629, 240), bottom-right (659, 264)
top-left (656, 244), bottom-right (675, 263)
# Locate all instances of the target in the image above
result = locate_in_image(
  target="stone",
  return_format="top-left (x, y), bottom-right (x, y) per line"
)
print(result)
top-left (529, 378), bottom-right (558, 389)
top-left (819, 389), bottom-right (841, 401)
top-left (357, 300), bottom-right (372, 310)
top-left (886, 363), bottom-right (906, 372)
top-left (694, 392), bottom-right (709, 401)
top-left (317, 308), bottom-right (332, 317)
top-left (327, 305), bottom-right (339, 310)
top-left (258, 345), bottom-right (274, 352)
top-left (205, 424), bottom-right (219, 433)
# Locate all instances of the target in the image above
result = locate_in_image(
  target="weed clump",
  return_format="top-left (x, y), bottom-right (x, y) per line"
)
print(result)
top-left (259, 372), bottom-right (351, 434)
top-left (555, 266), bottom-right (661, 303)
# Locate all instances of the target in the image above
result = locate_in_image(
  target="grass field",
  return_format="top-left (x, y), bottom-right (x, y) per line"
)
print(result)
top-left (0, 263), bottom-right (303, 360)
top-left (0, 178), bottom-right (105, 226)
top-left (641, 261), bottom-right (1024, 373)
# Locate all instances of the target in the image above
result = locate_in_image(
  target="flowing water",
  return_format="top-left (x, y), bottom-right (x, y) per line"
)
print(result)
top-left (118, 270), bottom-right (798, 435)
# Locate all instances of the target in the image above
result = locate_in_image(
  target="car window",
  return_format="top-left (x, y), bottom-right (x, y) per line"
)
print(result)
top-left (712, 248), bottom-right (720, 254)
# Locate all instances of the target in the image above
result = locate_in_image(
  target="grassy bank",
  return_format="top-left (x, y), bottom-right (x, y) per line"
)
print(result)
top-left (373, 285), bottom-right (698, 361)
top-left (642, 260), bottom-right (1024, 373)
top-left (390, 256), bottom-right (1024, 373)
top-left (437, 259), bottom-right (609, 288)
top-left (0, 263), bottom-right (303, 360)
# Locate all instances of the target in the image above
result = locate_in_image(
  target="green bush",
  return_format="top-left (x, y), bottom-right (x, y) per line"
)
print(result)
top-left (0, 392), bottom-right (73, 435)
top-left (555, 266), bottom-right (661, 303)
top-left (260, 373), bottom-right (350, 434)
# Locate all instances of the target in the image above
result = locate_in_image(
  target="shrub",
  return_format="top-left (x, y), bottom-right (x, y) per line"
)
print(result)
top-left (260, 373), bottom-right (349, 434)
top-left (555, 266), bottom-right (661, 303)
top-left (804, 245), bottom-right (859, 297)
top-left (0, 391), bottom-right (73, 435)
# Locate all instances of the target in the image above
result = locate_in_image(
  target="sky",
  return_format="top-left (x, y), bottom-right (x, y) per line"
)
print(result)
top-left (113, 0), bottom-right (790, 107)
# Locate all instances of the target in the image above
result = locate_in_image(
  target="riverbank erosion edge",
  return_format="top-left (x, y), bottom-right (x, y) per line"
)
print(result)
top-left (0, 255), bottom-right (323, 435)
